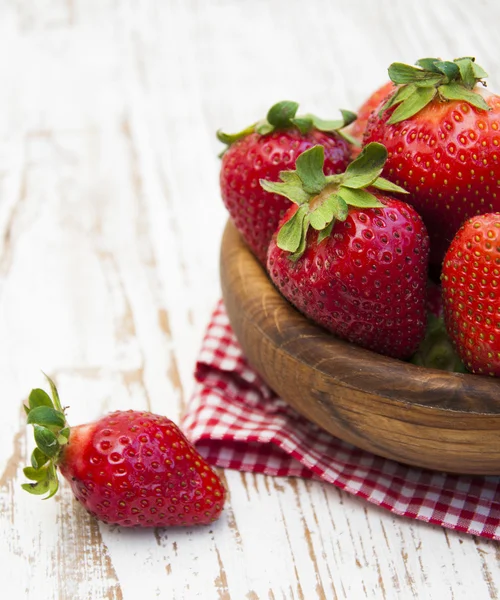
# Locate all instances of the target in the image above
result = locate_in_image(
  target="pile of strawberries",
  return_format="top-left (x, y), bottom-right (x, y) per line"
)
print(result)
top-left (218, 56), bottom-right (500, 378)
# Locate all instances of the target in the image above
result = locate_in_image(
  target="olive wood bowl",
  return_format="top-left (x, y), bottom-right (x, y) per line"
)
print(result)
top-left (220, 220), bottom-right (500, 475)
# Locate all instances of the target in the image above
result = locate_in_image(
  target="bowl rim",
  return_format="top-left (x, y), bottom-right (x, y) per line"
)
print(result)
top-left (221, 220), bottom-right (500, 417)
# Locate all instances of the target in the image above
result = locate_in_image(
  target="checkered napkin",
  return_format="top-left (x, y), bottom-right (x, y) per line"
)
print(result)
top-left (182, 300), bottom-right (500, 540)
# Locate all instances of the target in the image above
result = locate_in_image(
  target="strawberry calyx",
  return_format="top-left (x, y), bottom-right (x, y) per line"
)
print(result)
top-left (410, 314), bottom-right (467, 373)
top-left (260, 142), bottom-right (407, 260)
top-left (216, 101), bottom-right (358, 150)
top-left (22, 375), bottom-right (69, 499)
top-left (380, 56), bottom-right (490, 124)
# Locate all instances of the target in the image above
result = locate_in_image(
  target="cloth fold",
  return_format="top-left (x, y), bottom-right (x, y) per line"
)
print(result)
top-left (182, 300), bottom-right (500, 540)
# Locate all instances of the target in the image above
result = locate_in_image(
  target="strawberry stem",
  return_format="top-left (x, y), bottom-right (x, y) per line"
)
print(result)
top-left (216, 101), bottom-right (358, 152)
top-left (22, 375), bottom-right (68, 500)
top-left (381, 56), bottom-right (490, 124)
top-left (260, 142), bottom-right (408, 260)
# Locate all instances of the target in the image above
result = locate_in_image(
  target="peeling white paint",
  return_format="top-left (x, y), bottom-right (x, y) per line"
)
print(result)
top-left (1, 1), bottom-right (500, 598)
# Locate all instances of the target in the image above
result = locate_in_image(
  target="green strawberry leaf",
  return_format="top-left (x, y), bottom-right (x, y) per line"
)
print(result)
top-left (371, 176), bottom-right (409, 194)
top-left (439, 82), bottom-right (491, 111)
top-left (295, 145), bottom-right (327, 194)
top-left (471, 60), bottom-right (489, 80)
top-left (23, 378), bottom-right (68, 502)
top-left (433, 60), bottom-right (460, 82)
top-left (260, 175), bottom-right (310, 205)
top-left (23, 465), bottom-right (49, 481)
top-left (387, 86), bottom-right (437, 124)
top-left (388, 62), bottom-right (442, 85)
top-left (57, 433), bottom-right (70, 445)
top-left (277, 206), bottom-right (308, 253)
top-left (267, 101), bottom-right (299, 129)
top-left (216, 123), bottom-right (257, 146)
top-left (305, 109), bottom-right (358, 133)
top-left (44, 373), bottom-right (63, 412)
top-left (342, 142), bottom-right (387, 188)
top-left (454, 57), bottom-right (478, 88)
top-left (279, 170), bottom-right (303, 185)
top-left (264, 140), bottom-right (393, 260)
top-left (33, 425), bottom-right (59, 458)
top-left (415, 57), bottom-right (442, 72)
top-left (289, 213), bottom-right (311, 262)
top-left (31, 447), bottom-right (49, 470)
top-left (340, 109), bottom-right (358, 127)
top-left (22, 463), bottom-right (59, 499)
top-left (44, 464), bottom-right (59, 500)
top-left (382, 57), bottom-right (490, 124)
top-left (59, 426), bottom-right (70, 441)
top-left (379, 84), bottom-right (412, 114)
top-left (29, 388), bottom-right (53, 410)
top-left (388, 62), bottom-right (425, 84)
top-left (330, 195), bottom-right (349, 221)
top-left (412, 75), bottom-right (444, 88)
top-left (22, 479), bottom-right (51, 496)
top-left (217, 102), bottom-right (358, 156)
top-left (317, 220), bottom-right (335, 245)
top-left (337, 187), bottom-right (384, 208)
top-left (290, 116), bottom-right (313, 135)
top-left (306, 192), bottom-right (350, 231)
top-left (27, 406), bottom-right (66, 429)
top-left (309, 195), bottom-right (336, 230)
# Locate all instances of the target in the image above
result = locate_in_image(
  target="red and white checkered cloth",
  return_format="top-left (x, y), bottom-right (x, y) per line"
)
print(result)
top-left (182, 300), bottom-right (500, 540)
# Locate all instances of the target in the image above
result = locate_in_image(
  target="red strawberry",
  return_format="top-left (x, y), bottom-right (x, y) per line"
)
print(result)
top-left (349, 81), bottom-right (396, 143)
top-left (363, 57), bottom-right (500, 271)
top-left (441, 213), bottom-right (500, 376)
top-left (218, 101), bottom-right (356, 264)
top-left (22, 377), bottom-right (225, 527)
top-left (262, 143), bottom-right (430, 359)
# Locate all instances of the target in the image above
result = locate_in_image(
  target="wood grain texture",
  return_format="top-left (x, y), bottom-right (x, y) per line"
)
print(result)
top-left (220, 221), bottom-right (500, 475)
top-left (1, 0), bottom-right (500, 598)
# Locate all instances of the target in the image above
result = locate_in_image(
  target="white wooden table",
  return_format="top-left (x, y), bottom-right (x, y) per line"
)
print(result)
top-left (2, 1), bottom-right (500, 598)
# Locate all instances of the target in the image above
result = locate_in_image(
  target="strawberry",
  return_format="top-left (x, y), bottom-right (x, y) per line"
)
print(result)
top-left (349, 81), bottom-right (396, 144)
top-left (22, 377), bottom-right (225, 527)
top-left (262, 143), bottom-right (430, 359)
top-left (218, 101), bottom-right (356, 264)
top-left (363, 57), bottom-right (500, 271)
top-left (441, 213), bottom-right (500, 376)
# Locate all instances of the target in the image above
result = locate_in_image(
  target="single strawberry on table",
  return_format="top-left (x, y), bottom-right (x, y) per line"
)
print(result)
top-left (262, 142), bottom-right (430, 360)
top-left (363, 56), bottom-right (500, 272)
top-left (22, 376), bottom-right (225, 527)
top-left (441, 213), bottom-right (500, 376)
top-left (218, 100), bottom-right (357, 264)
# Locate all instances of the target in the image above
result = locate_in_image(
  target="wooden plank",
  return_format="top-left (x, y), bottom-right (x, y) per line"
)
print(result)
top-left (1, 0), bottom-right (500, 598)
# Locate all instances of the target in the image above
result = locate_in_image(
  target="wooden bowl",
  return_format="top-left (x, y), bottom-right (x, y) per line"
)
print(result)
top-left (220, 220), bottom-right (500, 475)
